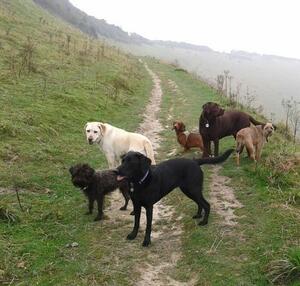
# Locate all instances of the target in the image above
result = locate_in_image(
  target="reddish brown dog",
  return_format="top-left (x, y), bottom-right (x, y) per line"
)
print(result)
top-left (199, 102), bottom-right (264, 157)
top-left (172, 121), bottom-right (204, 152)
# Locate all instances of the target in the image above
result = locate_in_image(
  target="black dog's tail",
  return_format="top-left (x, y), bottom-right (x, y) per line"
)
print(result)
top-left (249, 115), bottom-right (264, 126)
top-left (194, 149), bottom-right (234, 166)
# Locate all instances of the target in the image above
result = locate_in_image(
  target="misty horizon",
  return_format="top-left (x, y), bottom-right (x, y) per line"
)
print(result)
top-left (70, 0), bottom-right (300, 60)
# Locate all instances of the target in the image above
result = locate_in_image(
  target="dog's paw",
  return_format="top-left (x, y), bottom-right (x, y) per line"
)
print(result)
top-left (94, 215), bottom-right (103, 221)
top-left (127, 232), bottom-right (137, 240)
top-left (192, 214), bottom-right (202, 219)
top-left (198, 220), bottom-right (208, 226)
top-left (119, 206), bottom-right (127, 211)
top-left (130, 210), bottom-right (135, 216)
top-left (142, 239), bottom-right (151, 247)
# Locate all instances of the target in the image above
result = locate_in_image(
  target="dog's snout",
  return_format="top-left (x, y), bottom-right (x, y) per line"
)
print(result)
top-left (88, 138), bottom-right (93, 144)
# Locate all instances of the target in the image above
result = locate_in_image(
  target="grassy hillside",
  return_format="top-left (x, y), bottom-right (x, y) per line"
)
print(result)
top-left (0, 1), bottom-right (152, 284)
top-left (33, 0), bottom-right (150, 44)
top-left (0, 0), bottom-right (152, 188)
top-left (1, 1), bottom-right (300, 285)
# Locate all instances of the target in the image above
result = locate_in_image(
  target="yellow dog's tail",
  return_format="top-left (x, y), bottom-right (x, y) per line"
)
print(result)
top-left (144, 139), bottom-right (156, 165)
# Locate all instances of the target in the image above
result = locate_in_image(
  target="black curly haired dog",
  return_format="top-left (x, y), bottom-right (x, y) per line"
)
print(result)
top-left (69, 163), bottom-right (131, 221)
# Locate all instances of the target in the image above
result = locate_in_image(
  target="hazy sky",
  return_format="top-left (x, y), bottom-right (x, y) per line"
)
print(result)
top-left (70, 0), bottom-right (300, 59)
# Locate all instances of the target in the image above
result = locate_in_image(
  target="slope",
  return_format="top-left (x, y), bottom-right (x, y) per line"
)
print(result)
top-left (0, 1), bottom-right (152, 284)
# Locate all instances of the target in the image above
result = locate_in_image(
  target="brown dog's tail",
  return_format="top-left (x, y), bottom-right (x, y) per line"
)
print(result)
top-left (236, 137), bottom-right (244, 154)
top-left (249, 116), bottom-right (264, 126)
top-left (236, 139), bottom-right (244, 166)
top-left (194, 149), bottom-right (234, 166)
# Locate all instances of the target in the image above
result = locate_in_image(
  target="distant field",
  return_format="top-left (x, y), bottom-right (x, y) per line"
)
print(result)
top-left (119, 42), bottom-right (300, 123)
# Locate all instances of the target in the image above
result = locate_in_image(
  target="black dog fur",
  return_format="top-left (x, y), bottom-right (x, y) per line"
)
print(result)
top-left (116, 149), bottom-right (234, 246)
top-left (69, 163), bottom-right (131, 221)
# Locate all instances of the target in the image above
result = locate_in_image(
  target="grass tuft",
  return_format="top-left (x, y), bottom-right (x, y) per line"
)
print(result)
top-left (0, 206), bottom-right (20, 223)
top-left (267, 248), bottom-right (300, 284)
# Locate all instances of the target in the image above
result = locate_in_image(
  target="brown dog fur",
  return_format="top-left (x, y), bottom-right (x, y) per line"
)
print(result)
top-left (236, 123), bottom-right (274, 165)
top-left (172, 121), bottom-right (204, 152)
top-left (199, 102), bottom-right (264, 157)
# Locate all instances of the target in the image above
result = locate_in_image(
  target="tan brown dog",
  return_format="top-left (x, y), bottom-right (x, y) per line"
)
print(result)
top-left (236, 123), bottom-right (275, 165)
top-left (172, 121), bottom-right (204, 152)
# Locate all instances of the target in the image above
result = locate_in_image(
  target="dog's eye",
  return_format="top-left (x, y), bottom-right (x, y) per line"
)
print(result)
top-left (87, 130), bottom-right (90, 133)
top-left (94, 131), bottom-right (98, 134)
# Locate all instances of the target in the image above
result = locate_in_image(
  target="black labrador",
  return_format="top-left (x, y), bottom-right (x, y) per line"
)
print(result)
top-left (116, 149), bottom-right (234, 246)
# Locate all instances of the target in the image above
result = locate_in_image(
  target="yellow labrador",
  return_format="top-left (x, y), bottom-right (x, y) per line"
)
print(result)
top-left (236, 123), bottom-right (275, 165)
top-left (85, 122), bottom-right (155, 168)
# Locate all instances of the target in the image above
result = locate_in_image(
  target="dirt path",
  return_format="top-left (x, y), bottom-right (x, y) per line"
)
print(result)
top-left (209, 166), bottom-right (243, 229)
top-left (107, 63), bottom-right (242, 285)
top-left (107, 62), bottom-right (193, 285)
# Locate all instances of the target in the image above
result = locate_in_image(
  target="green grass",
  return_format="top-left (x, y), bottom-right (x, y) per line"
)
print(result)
top-left (147, 58), bottom-right (300, 285)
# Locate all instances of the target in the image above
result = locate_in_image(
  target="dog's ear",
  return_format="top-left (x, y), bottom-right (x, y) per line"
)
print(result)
top-left (82, 164), bottom-right (95, 178)
top-left (84, 123), bottom-right (88, 134)
top-left (218, 108), bottom-right (225, 116)
top-left (97, 123), bottom-right (106, 135)
top-left (138, 153), bottom-right (151, 173)
top-left (172, 121), bottom-right (176, 130)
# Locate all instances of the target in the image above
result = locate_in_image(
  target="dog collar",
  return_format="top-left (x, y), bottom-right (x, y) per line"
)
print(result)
top-left (139, 170), bottom-right (149, 184)
top-left (130, 182), bottom-right (134, 192)
top-left (202, 115), bottom-right (210, 128)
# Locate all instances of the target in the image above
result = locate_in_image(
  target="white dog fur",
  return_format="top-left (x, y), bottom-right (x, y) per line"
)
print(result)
top-left (85, 122), bottom-right (156, 168)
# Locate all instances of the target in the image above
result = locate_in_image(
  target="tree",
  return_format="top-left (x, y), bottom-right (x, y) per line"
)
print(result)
top-left (223, 70), bottom-right (230, 97)
top-left (216, 75), bottom-right (224, 95)
top-left (244, 86), bottom-right (256, 109)
top-left (281, 98), bottom-right (293, 135)
top-left (289, 99), bottom-right (300, 144)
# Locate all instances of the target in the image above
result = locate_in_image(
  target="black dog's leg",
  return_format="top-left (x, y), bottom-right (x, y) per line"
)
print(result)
top-left (119, 187), bottom-right (130, 211)
top-left (193, 205), bottom-right (203, 219)
top-left (142, 206), bottom-right (153, 247)
top-left (86, 198), bottom-right (94, 215)
top-left (94, 195), bottom-right (104, 221)
top-left (127, 203), bottom-right (141, 240)
top-left (180, 186), bottom-right (202, 219)
top-left (198, 195), bottom-right (210, 226)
